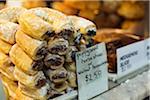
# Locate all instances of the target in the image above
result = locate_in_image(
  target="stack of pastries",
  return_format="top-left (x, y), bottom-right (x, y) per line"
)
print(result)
top-left (0, 7), bottom-right (97, 99)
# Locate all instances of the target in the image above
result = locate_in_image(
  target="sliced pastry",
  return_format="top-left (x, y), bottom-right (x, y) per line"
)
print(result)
top-left (51, 81), bottom-right (68, 92)
top-left (48, 38), bottom-right (69, 55)
top-left (47, 67), bottom-right (68, 84)
top-left (16, 30), bottom-right (47, 60)
top-left (64, 62), bottom-right (76, 73)
top-left (0, 20), bottom-right (19, 44)
top-left (14, 66), bottom-right (46, 88)
top-left (19, 11), bottom-right (53, 40)
top-left (44, 53), bottom-right (64, 69)
top-left (9, 44), bottom-right (43, 75)
top-left (0, 7), bottom-right (27, 23)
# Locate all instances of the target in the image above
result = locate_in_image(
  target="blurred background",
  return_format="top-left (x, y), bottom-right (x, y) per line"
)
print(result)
top-left (1, 0), bottom-right (149, 38)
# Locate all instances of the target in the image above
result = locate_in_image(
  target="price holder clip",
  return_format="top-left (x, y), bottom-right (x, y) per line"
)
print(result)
top-left (76, 43), bottom-right (108, 100)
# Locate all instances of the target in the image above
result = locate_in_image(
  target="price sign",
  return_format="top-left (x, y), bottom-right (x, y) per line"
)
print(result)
top-left (76, 43), bottom-right (108, 100)
top-left (117, 40), bottom-right (147, 76)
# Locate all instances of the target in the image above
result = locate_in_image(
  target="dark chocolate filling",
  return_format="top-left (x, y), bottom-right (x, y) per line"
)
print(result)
top-left (47, 57), bottom-right (62, 66)
top-left (32, 61), bottom-right (44, 71)
top-left (50, 45), bottom-right (67, 54)
top-left (45, 31), bottom-right (55, 37)
top-left (87, 30), bottom-right (96, 36)
top-left (35, 79), bottom-right (46, 88)
top-left (52, 72), bottom-right (67, 80)
top-left (36, 47), bottom-right (47, 57)
top-left (58, 29), bottom-right (73, 40)
top-left (74, 34), bottom-right (83, 45)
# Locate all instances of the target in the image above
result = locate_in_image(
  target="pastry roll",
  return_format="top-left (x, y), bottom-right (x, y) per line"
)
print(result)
top-left (0, 52), bottom-right (12, 67)
top-left (0, 20), bottom-right (19, 44)
top-left (9, 44), bottom-right (43, 75)
top-left (65, 46), bottom-right (78, 62)
top-left (0, 74), bottom-right (18, 98)
top-left (16, 30), bottom-right (47, 60)
top-left (44, 53), bottom-right (64, 69)
top-left (47, 67), bottom-right (68, 83)
top-left (48, 38), bottom-right (69, 55)
top-left (18, 82), bottom-right (50, 100)
top-left (0, 7), bottom-right (27, 23)
top-left (14, 66), bottom-right (46, 88)
top-left (0, 39), bottom-right (12, 54)
top-left (68, 16), bottom-right (96, 36)
top-left (0, 66), bottom-right (16, 81)
top-left (19, 11), bottom-right (53, 40)
top-left (65, 62), bottom-right (76, 73)
top-left (15, 88), bottom-right (34, 100)
top-left (67, 72), bottom-right (77, 88)
top-left (51, 81), bottom-right (68, 92)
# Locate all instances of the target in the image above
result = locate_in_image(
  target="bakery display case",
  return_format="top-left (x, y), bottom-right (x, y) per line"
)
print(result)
top-left (0, 0), bottom-right (149, 100)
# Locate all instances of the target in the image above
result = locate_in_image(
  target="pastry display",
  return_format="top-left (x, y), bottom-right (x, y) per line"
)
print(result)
top-left (94, 29), bottom-right (141, 72)
top-left (0, 6), bottom-right (97, 99)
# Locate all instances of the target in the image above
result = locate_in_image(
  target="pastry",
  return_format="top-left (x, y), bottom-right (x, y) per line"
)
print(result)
top-left (0, 39), bottom-right (12, 54)
top-left (15, 88), bottom-right (34, 100)
top-left (0, 7), bottom-right (26, 23)
top-left (51, 81), bottom-right (68, 92)
top-left (44, 53), bottom-right (64, 69)
top-left (18, 82), bottom-right (50, 100)
top-left (65, 46), bottom-right (78, 62)
top-left (68, 16), bottom-right (96, 35)
top-left (0, 52), bottom-right (12, 67)
top-left (0, 74), bottom-right (18, 98)
top-left (65, 62), bottom-right (76, 73)
top-left (48, 38), bottom-right (69, 55)
top-left (47, 67), bottom-right (68, 83)
top-left (14, 66), bottom-right (46, 88)
top-left (16, 30), bottom-right (47, 60)
top-left (0, 20), bottom-right (19, 44)
top-left (52, 2), bottom-right (78, 15)
top-left (9, 44), bottom-right (43, 75)
top-left (117, 2), bottom-right (145, 19)
top-left (0, 66), bottom-right (16, 81)
top-left (19, 11), bottom-right (53, 40)
top-left (67, 72), bottom-right (77, 88)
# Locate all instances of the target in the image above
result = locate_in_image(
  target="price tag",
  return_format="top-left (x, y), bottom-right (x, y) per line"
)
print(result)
top-left (117, 40), bottom-right (147, 76)
top-left (76, 43), bottom-right (108, 100)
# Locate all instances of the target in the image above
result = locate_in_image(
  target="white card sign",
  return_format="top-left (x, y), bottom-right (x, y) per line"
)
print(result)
top-left (76, 43), bottom-right (108, 100)
top-left (117, 40), bottom-right (147, 77)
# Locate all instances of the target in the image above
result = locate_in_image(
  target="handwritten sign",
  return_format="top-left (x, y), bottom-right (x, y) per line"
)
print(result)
top-left (76, 43), bottom-right (108, 100)
top-left (117, 40), bottom-right (147, 76)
